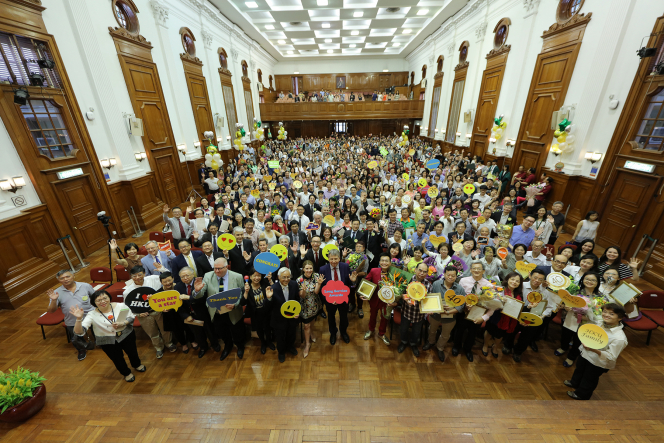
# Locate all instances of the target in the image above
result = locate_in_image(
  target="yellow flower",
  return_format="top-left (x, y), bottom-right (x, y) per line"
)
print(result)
top-left (26, 380), bottom-right (32, 387)
top-left (18, 379), bottom-right (25, 386)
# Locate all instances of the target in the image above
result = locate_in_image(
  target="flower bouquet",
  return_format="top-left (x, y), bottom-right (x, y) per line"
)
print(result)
top-left (369, 208), bottom-right (381, 219)
top-left (346, 252), bottom-right (367, 272)
top-left (524, 182), bottom-right (545, 207)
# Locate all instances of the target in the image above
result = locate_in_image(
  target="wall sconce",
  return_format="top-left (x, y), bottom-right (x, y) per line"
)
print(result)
top-left (490, 137), bottom-right (497, 144)
top-left (100, 158), bottom-right (117, 170)
top-left (0, 176), bottom-right (26, 193)
top-left (226, 135), bottom-right (231, 141)
top-left (465, 133), bottom-right (472, 139)
top-left (193, 140), bottom-right (201, 149)
top-left (217, 137), bottom-right (223, 144)
top-left (585, 151), bottom-right (603, 163)
top-left (456, 132), bottom-right (461, 139)
top-left (134, 152), bottom-right (147, 161)
top-left (506, 139), bottom-right (515, 147)
top-left (434, 128), bottom-right (438, 133)
top-left (177, 144), bottom-right (187, 156)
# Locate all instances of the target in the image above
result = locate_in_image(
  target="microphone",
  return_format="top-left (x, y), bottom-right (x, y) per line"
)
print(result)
top-left (244, 276), bottom-right (249, 283)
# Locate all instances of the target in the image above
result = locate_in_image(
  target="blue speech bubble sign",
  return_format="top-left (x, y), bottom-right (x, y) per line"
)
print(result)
top-left (253, 252), bottom-right (281, 275)
top-left (425, 159), bottom-right (440, 170)
top-left (206, 288), bottom-right (242, 310)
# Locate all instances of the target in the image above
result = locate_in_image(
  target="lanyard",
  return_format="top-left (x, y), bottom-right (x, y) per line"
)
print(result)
top-left (99, 308), bottom-right (123, 337)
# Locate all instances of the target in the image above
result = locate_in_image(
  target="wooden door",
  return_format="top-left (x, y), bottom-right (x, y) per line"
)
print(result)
top-left (182, 57), bottom-right (215, 154)
top-left (597, 169), bottom-right (661, 252)
top-left (379, 74), bottom-right (390, 90)
top-left (52, 175), bottom-right (107, 255)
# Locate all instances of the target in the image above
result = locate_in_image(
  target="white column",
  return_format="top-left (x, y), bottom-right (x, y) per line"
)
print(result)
top-left (553, 0), bottom-right (637, 176)
top-left (62, 0), bottom-right (146, 181)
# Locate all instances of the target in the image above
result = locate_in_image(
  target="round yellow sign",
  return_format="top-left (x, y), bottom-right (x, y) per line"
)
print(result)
top-left (367, 161), bottom-right (378, 169)
top-left (402, 194), bottom-right (412, 204)
top-left (281, 300), bottom-right (301, 319)
top-left (322, 243), bottom-right (339, 261)
top-left (427, 187), bottom-right (439, 198)
top-left (402, 173), bottom-right (409, 181)
top-left (452, 242), bottom-right (463, 252)
top-left (578, 323), bottom-right (609, 349)
top-left (477, 216), bottom-right (486, 224)
top-left (463, 184), bottom-right (476, 195)
top-left (251, 189), bottom-right (260, 198)
top-left (217, 233), bottom-right (237, 251)
top-left (323, 215), bottom-right (335, 225)
top-left (518, 312), bottom-right (543, 327)
top-left (268, 182), bottom-right (276, 190)
top-left (465, 294), bottom-right (478, 307)
top-left (270, 244), bottom-right (288, 261)
top-left (407, 282), bottom-right (427, 301)
top-left (418, 178), bottom-right (427, 187)
top-left (293, 180), bottom-right (303, 189)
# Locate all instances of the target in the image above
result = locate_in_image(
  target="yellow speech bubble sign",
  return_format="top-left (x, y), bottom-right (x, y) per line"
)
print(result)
top-left (463, 184), bottom-right (476, 195)
top-left (558, 289), bottom-right (587, 308)
top-left (578, 323), bottom-right (609, 349)
top-left (428, 234), bottom-right (446, 248)
top-left (270, 244), bottom-right (288, 261)
top-left (444, 289), bottom-right (466, 307)
top-left (367, 161), bottom-right (378, 169)
top-left (452, 242), bottom-right (463, 252)
top-left (264, 175), bottom-right (272, 182)
top-left (281, 300), bottom-right (301, 319)
top-left (148, 290), bottom-right (182, 312)
top-left (323, 215), bottom-right (335, 225)
top-left (418, 178), bottom-right (427, 187)
top-left (268, 182), bottom-right (276, 190)
top-left (516, 261), bottom-right (537, 279)
top-left (217, 233), bottom-right (237, 251)
top-left (322, 243), bottom-right (339, 261)
top-left (407, 282), bottom-right (427, 301)
top-left (427, 187), bottom-right (439, 198)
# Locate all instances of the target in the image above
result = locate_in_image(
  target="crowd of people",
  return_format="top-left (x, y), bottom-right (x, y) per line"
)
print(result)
top-left (49, 134), bottom-right (640, 400)
top-left (276, 89), bottom-right (409, 103)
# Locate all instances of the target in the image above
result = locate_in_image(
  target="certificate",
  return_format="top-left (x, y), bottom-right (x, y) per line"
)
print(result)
top-left (420, 293), bottom-right (444, 313)
top-left (502, 296), bottom-right (524, 320)
top-left (609, 281), bottom-right (642, 306)
top-left (196, 218), bottom-right (206, 232)
top-left (466, 305), bottom-right (486, 322)
top-left (529, 299), bottom-right (547, 317)
top-left (357, 279), bottom-right (378, 301)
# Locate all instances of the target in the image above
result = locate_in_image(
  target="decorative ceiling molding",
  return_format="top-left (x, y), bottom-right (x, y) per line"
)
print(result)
top-left (475, 22), bottom-right (488, 41)
top-left (523, 0), bottom-right (540, 12)
top-left (150, 0), bottom-right (169, 27)
top-left (200, 30), bottom-right (213, 49)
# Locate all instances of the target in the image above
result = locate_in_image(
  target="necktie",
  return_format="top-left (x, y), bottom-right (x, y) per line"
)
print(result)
top-left (218, 276), bottom-right (224, 292)
top-left (472, 282), bottom-right (479, 295)
top-left (186, 255), bottom-right (197, 276)
top-left (187, 284), bottom-right (192, 296)
top-left (155, 255), bottom-right (161, 265)
top-left (334, 267), bottom-right (339, 282)
top-left (178, 218), bottom-right (186, 238)
top-left (314, 251), bottom-right (318, 264)
top-left (352, 231), bottom-right (355, 239)
top-left (213, 236), bottom-right (218, 252)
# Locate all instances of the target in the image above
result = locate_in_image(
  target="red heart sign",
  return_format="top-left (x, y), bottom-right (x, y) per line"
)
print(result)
top-left (142, 294), bottom-right (148, 301)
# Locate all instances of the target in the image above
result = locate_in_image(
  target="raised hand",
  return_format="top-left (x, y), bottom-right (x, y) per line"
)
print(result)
top-left (629, 258), bottom-right (641, 269)
top-left (190, 196), bottom-right (196, 204)
top-left (244, 282), bottom-right (250, 295)
top-left (193, 231), bottom-right (199, 240)
top-left (316, 274), bottom-right (325, 285)
top-left (265, 287), bottom-right (274, 299)
top-left (165, 250), bottom-right (172, 257)
top-left (47, 288), bottom-right (58, 301)
top-left (349, 271), bottom-right (358, 282)
top-left (162, 204), bottom-right (170, 213)
top-left (193, 277), bottom-right (204, 293)
top-left (471, 249), bottom-right (481, 258)
top-left (547, 215), bottom-right (555, 224)
top-left (186, 206), bottom-right (193, 213)
top-left (69, 304), bottom-right (84, 319)
top-left (242, 250), bottom-right (251, 261)
top-left (300, 244), bottom-right (306, 256)
top-left (109, 239), bottom-right (118, 250)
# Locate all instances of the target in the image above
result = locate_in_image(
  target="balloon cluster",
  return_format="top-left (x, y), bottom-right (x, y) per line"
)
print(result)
top-left (204, 152), bottom-right (223, 171)
top-left (277, 121), bottom-right (287, 141)
top-left (551, 119), bottom-right (576, 155)
top-left (490, 115), bottom-right (507, 141)
top-left (397, 125), bottom-right (409, 148)
top-left (234, 123), bottom-right (245, 151)
top-left (204, 131), bottom-right (218, 156)
top-left (252, 118), bottom-right (265, 141)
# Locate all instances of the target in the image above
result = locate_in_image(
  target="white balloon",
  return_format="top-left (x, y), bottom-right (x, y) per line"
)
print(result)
top-left (205, 160), bottom-right (212, 167)
top-left (565, 134), bottom-right (576, 144)
top-left (558, 142), bottom-right (568, 151)
top-left (495, 128), bottom-right (503, 136)
top-left (213, 153), bottom-right (221, 161)
top-left (205, 154), bottom-right (212, 160)
top-left (567, 125), bottom-right (576, 134)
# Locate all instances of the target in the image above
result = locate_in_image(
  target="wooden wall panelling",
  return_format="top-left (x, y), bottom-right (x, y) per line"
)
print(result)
top-left (110, 30), bottom-right (186, 209)
top-left (470, 48), bottom-right (510, 159)
top-left (259, 101), bottom-right (424, 121)
top-left (180, 159), bottom-right (206, 197)
top-left (181, 54), bottom-right (216, 155)
top-left (107, 172), bottom-right (165, 235)
top-left (511, 13), bottom-right (592, 175)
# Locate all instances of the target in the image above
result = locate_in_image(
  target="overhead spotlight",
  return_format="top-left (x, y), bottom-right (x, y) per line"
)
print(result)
top-left (637, 47), bottom-right (657, 59)
top-left (349, 44), bottom-right (356, 48)
top-left (351, 31), bottom-right (359, 36)
top-left (37, 59), bottom-right (55, 70)
top-left (265, 24), bottom-right (275, 30)
top-left (353, 11), bottom-right (363, 17)
top-left (403, 29), bottom-right (411, 34)
top-left (278, 40), bottom-right (285, 44)
top-left (13, 87), bottom-right (29, 105)
top-left (325, 38), bottom-right (332, 43)
top-left (28, 72), bottom-right (45, 87)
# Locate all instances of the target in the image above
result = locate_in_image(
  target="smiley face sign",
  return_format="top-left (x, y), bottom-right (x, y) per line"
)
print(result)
top-left (217, 233), bottom-right (237, 251)
top-left (322, 243), bottom-right (339, 261)
top-left (444, 290), bottom-right (465, 307)
top-left (251, 189), bottom-right (260, 198)
top-left (427, 187), bottom-right (439, 198)
top-left (418, 178), bottom-right (427, 187)
top-left (402, 173), bottom-right (410, 181)
top-left (270, 244), bottom-right (289, 261)
top-left (367, 160), bottom-right (378, 169)
top-left (293, 180), bottom-right (303, 189)
top-left (463, 184), bottom-right (476, 195)
top-left (407, 282), bottom-right (427, 301)
top-left (281, 300), bottom-right (302, 319)
top-left (518, 312), bottom-right (543, 327)
top-left (268, 182), bottom-right (276, 190)
top-left (408, 149), bottom-right (415, 156)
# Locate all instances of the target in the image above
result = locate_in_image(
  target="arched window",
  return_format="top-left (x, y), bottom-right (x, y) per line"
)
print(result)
top-left (257, 69), bottom-right (262, 83)
top-left (111, 0), bottom-right (140, 35)
top-left (459, 41), bottom-right (469, 64)
top-left (179, 27), bottom-right (196, 56)
top-left (269, 75), bottom-right (273, 89)
top-left (241, 60), bottom-right (248, 78)
top-left (436, 55), bottom-right (444, 73)
top-left (557, 0), bottom-right (584, 24)
top-left (493, 18), bottom-right (511, 50)
top-left (218, 48), bottom-right (228, 69)
top-left (421, 65), bottom-right (427, 80)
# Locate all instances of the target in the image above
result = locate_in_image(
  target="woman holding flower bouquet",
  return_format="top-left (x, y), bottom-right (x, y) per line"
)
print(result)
top-left (362, 254), bottom-right (397, 345)
top-left (525, 177), bottom-right (553, 215)
top-left (484, 272), bottom-right (524, 356)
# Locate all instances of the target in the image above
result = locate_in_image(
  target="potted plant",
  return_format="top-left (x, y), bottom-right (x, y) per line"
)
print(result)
top-left (0, 367), bottom-right (46, 422)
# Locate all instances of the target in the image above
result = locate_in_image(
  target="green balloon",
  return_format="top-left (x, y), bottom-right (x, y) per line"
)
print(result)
top-left (558, 119), bottom-right (570, 132)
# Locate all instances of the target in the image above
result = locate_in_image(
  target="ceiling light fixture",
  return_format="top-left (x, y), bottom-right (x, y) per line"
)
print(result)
top-left (353, 11), bottom-right (363, 17)
top-left (393, 43), bottom-right (400, 47)
top-left (351, 30), bottom-right (359, 36)
top-left (245, 1), bottom-right (258, 8)
top-left (294, 71), bottom-right (299, 74)
top-left (278, 40), bottom-right (285, 44)
top-left (322, 22), bottom-right (330, 28)
top-left (325, 38), bottom-right (332, 43)
top-left (288, 51), bottom-right (294, 54)
top-left (417, 9), bottom-right (428, 15)
top-left (383, 69), bottom-right (389, 72)
top-left (349, 44), bottom-right (356, 48)
top-left (265, 24), bottom-right (274, 30)
top-left (317, 0), bottom-right (328, 5)
top-left (327, 49), bottom-right (333, 53)
top-left (403, 29), bottom-right (411, 34)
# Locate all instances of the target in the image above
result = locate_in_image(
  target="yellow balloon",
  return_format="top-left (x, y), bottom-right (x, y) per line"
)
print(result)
top-left (557, 134), bottom-right (567, 143)
top-left (210, 160), bottom-right (219, 170)
top-left (554, 130), bottom-right (562, 137)
top-left (500, 122), bottom-right (507, 129)
top-left (494, 133), bottom-right (502, 140)
top-left (551, 144), bottom-right (560, 151)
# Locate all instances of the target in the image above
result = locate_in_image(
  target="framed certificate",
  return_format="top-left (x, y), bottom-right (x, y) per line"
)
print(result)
top-left (420, 293), bottom-right (444, 313)
top-left (609, 281), bottom-right (642, 306)
top-left (530, 299), bottom-right (547, 317)
top-left (357, 279), bottom-right (378, 301)
top-left (502, 296), bottom-right (524, 320)
top-left (466, 305), bottom-right (486, 322)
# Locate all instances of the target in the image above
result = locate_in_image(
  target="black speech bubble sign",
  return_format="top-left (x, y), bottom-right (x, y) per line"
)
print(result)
top-left (124, 287), bottom-right (156, 314)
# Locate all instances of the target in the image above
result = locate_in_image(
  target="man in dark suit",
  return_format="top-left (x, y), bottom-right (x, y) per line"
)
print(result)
top-left (364, 219), bottom-right (383, 268)
top-left (301, 235), bottom-right (328, 272)
top-left (303, 195), bottom-right (321, 220)
top-left (195, 235), bottom-right (225, 275)
top-left (306, 212), bottom-right (327, 241)
top-left (287, 220), bottom-right (309, 248)
top-left (266, 267), bottom-right (301, 363)
top-left (447, 221), bottom-right (473, 244)
top-left (491, 201), bottom-right (517, 234)
top-left (343, 219), bottom-right (366, 245)
top-left (223, 227), bottom-right (254, 276)
top-left (272, 237), bottom-right (302, 281)
top-left (319, 249), bottom-right (358, 345)
top-left (170, 239), bottom-right (204, 284)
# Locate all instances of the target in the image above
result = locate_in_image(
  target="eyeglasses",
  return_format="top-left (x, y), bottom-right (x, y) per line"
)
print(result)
top-left (214, 266), bottom-right (228, 271)
top-left (553, 260), bottom-right (567, 265)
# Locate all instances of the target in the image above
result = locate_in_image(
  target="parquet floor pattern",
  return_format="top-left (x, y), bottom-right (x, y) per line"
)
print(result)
top-left (2, 218), bottom-right (664, 442)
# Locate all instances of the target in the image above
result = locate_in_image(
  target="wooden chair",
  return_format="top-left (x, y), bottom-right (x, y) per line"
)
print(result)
top-left (89, 267), bottom-right (112, 291)
top-left (114, 265), bottom-right (130, 282)
top-left (36, 308), bottom-right (65, 341)
top-left (149, 232), bottom-right (165, 243)
top-left (626, 291), bottom-right (664, 345)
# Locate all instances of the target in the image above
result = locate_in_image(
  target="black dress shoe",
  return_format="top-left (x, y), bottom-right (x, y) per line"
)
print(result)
top-left (397, 343), bottom-right (407, 353)
top-left (320, 311), bottom-right (327, 319)
top-left (530, 342), bottom-right (539, 352)
top-left (198, 349), bottom-right (207, 359)
top-left (341, 333), bottom-right (350, 344)
top-left (348, 303), bottom-right (355, 313)
top-left (563, 380), bottom-right (575, 388)
top-left (422, 343), bottom-right (434, 351)
top-left (219, 349), bottom-right (230, 361)
top-left (278, 353), bottom-right (285, 363)
top-left (268, 342), bottom-right (276, 351)
top-left (411, 345), bottom-right (420, 357)
top-left (78, 350), bottom-right (87, 361)
top-left (437, 350), bottom-right (445, 362)
top-left (213, 344), bottom-right (221, 353)
top-left (358, 309), bottom-right (364, 319)
top-left (502, 346), bottom-right (512, 355)
top-left (451, 347), bottom-right (459, 356)
top-left (330, 335), bottom-right (337, 345)
top-left (513, 353), bottom-right (521, 363)
top-left (288, 347), bottom-right (298, 356)
top-left (466, 352), bottom-right (474, 362)
top-left (481, 349), bottom-right (489, 357)
top-left (567, 391), bottom-right (582, 400)
top-left (237, 348), bottom-right (244, 359)
top-left (260, 346), bottom-right (267, 354)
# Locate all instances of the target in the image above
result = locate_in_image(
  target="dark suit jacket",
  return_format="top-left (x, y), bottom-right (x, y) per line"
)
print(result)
top-left (491, 211), bottom-right (517, 228)
top-left (287, 231), bottom-right (309, 248)
top-left (174, 281), bottom-right (209, 321)
top-left (447, 232), bottom-right (474, 244)
top-left (195, 251), bottom-right (225, 275)
top-left (302, 248), bottom-right (328, 273)
top-left (303, 203), bottom-right (321, 220)
top-left (364, 229), bottom-right (384, 265)
top-left (266, 280), bottom-right (301, 330)
top-left (272, 251), bottom-right (301, 281)
top-left (227, 239), bottom-right (254, 276)
top-left (171, 250), bottom-right (204, 284)
top-left (343, 229), bottom-right (366, 245)
top-left (319, 262), bottom-right (353, 300)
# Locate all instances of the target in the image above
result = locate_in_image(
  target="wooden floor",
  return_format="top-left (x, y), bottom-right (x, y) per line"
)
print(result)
top-left (2, 218), bottom-right (664, 441)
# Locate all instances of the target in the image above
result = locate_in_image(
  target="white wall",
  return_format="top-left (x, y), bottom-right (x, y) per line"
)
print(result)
top-left (273, 58), bottom-right (410, 75)
top-left (0, 119), bottom-right (41, 218)
top-left (408, 0), bottom-right (661, 177)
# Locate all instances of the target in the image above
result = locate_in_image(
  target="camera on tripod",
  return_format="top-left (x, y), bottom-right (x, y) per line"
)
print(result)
top-left (97, 211), bottom-right (111, 226)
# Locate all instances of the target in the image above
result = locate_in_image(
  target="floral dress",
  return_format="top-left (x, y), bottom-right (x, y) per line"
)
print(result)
top-left (297, 274), bottom-right (323, 322)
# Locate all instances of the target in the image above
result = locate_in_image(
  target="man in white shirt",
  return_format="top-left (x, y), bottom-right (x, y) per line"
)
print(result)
top-left (524, 240), bottom-right (553, 267)
top-left (123, 266), bottom-right (174, 358)
top-left (289, 204), bottom-right (310, 230)
top-left (473, 185), bottom-right (492, 211)
top-left (472, 208), bottom-right (497, 238)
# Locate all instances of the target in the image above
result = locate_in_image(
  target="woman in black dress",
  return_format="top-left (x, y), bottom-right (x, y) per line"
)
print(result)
top-left (242, 268), bottom-right (275, 354)
top-left (297, 260), bottom-right (325, 358)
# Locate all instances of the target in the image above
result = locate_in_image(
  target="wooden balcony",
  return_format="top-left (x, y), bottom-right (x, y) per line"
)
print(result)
top-left (259, 100), bottom-right (425, 121)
